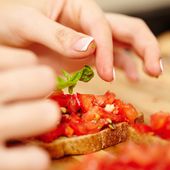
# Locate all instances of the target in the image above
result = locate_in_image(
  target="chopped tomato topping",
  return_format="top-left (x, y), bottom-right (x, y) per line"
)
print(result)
top-left (38, 91), bottom-right (140, 143)
top-left (132, 112), bottom-right (170, 140)
top-left (122, 104), bottom-right (139, 123)
top-left (132, 123), bottom-right (153, 134)
top-left (95, 91), bottom-right (115, 106)
top-left (77, 93), bottom-right (95, 112)
top-left (37, 124), bottom-right (65, 143)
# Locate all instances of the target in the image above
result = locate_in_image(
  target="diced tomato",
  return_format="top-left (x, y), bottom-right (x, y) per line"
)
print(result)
top-left (38, 124), bottom-right (65, 143)
top-left (151, 112), bottom-right (170, 139)
top-left (65, 125), bottom-right (74, 137)
top-left (132, 123), bottom-right (153, 134)
top-left (69, 122), bottom-right (88, 136)
top-left (50, 92), bottom-right (80, 113)
top-left (39, 91), bottom-right (141, 142)
top-left (82, 106), bottom-right (102, 122)
top-left (122, 104), bottom-right (139, 123)
top-left (67, 94), bottom-right (80, 113)
top-left (114, 100), bottom-right (138, 123)
top-left (151, 112), bottom-right (169, 130)
top-left (49, 91), bottom-right (70, 107)
top-left (104, 91), bottom-right (116, 104)
top-left (95, 91), bottom-right (115, 107)
top-left (77, 93), bottom-right (95, 112)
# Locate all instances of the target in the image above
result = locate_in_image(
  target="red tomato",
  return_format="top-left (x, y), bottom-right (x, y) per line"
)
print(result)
top-left (38, 124), bottom-right (65, 143)
top-left (40, 91), bottom-right (141, 142)
top-left (151, 112), bottom-right (169, 130)
top-left (77, 93), bottom-right (95, 112)
top-left (122, 104), bottom-right (139, 123)
top-left (151, 112), bottom-right (170, 139)
top-left (132, 123), bottom-right (153, 134)
top-left (114, 100), bottom-right (138, 123)
top-left (50, 92), bottom-right (80, 113)
top-left (95, 91), bottom-right (115, 107)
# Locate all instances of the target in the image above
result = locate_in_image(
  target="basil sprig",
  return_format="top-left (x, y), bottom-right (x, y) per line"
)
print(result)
top-left (56, 65), bottom-right (94, 94)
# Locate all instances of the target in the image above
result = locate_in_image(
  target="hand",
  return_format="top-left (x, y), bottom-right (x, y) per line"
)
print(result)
top-left (0, 0), bottom-right (163, 82)
top-left (0, 46), bottom-right (61, 170)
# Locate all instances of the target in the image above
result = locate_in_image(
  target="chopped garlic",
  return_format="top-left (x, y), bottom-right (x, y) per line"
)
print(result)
top-left (104, 104), bottom-right (115, 112)
top-left (61, 107), bottom-right (67, 113)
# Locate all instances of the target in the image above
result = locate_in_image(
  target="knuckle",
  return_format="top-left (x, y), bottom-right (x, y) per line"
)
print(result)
top-left (55, 27), bottom-right (68, 46)
top-left (135, 18), bottom-right (147, 28)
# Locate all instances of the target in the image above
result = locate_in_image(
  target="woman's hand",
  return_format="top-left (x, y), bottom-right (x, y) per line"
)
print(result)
top-left (0, 46), bottom-right (61, 170)
top-left (0, 0), bottom-right (163, 82)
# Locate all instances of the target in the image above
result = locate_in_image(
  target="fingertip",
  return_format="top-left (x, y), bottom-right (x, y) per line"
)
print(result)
top-left (143, 45), bottom-right (163, 77)
top-left (144, 64), bottom-right (162, 77)
top-left (97, 66), bottom-right (114, 82)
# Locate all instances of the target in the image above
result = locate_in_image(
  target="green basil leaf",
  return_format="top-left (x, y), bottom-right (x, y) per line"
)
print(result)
top-left (56, 65), bottom-right (94, 94)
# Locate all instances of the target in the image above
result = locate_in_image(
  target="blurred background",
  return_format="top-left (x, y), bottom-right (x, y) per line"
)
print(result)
top-left (96, 0), bottom-right (170, 36)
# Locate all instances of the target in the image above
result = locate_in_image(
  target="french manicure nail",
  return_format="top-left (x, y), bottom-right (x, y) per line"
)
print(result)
top-left (113, 68), bottom-right (116, 80)
top-left (160, 59), bottom-right (164, 72)
top-left (74, 37), bottom-right (94, 52)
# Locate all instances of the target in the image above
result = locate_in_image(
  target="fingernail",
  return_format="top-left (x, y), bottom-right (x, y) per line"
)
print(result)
top-left (113, 68), bottom-right (116, 80)
top-left (74, 37), bottom-right (94, 52)
top-left (160, 59), bottom-right (164, 72)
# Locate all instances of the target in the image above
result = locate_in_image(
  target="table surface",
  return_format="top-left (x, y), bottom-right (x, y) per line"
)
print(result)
top-left (50, 38), bottom-right (170, 170)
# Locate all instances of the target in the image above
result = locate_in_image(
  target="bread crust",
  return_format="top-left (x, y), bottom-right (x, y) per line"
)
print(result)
top-left (128, 127), bottom-right (167, 145)
top-left (33, 123), bottom-right (128, 158)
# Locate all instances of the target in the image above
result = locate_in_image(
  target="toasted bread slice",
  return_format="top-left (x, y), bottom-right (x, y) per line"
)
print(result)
top-left (30, 113), bottom-right (144, 159)
top-left (128, 127), bottom-right (167, 145)
top-left (32, 122), bottom-right (128, 159)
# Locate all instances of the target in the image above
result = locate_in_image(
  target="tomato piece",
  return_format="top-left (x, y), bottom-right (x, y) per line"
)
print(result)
top-left (151, 112), bottom-right (169, 130)
top-left (114, 100), bottom-right (138, 123)
top-left (67, 94), bottom-right (80, 113)
top-left (49, 91), bottom-right (70, 107)
top-left (151, 112), bottom-right (170, 139)
top-left (122, 104), bottom-right (139, 123)
top-left (77, 93), bottom-right (95, 112)
top-left (65, 125), bottom-right (74, 137)
top-left (132, 123), bottom-right (153, 134)
top-left (95, 91), bottom-right (115, 107)
top-left (38, 124), bottom-right (65, 143)
top-left (50, 91), bottom-right (80, 113)
top-left (104, 91), bottom-right (116, 104)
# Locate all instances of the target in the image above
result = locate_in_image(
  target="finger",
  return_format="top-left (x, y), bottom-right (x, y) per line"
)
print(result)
top-left (114, 48), bottom-right (139, 81)
top-left (0, 65), bottom-right (55, 103)
top-left (79, 1), bottom-right (114, 81)
top-left (106, 14), bottom-right (162, 77)
top-left (0, 146), bottom-right (50, 170)
top-left (0, 100), bottom-right (60, 140)
top-left (0, 46), bottom-right (38, 70)
top-left (10, 7), bottom-right (96, 59)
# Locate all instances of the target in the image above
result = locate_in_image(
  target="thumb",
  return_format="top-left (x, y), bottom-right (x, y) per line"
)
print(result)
top-left (16, 9), bottom-right (96, 58)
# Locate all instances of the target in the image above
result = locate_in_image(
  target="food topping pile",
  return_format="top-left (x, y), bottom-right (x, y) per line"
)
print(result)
top-left (38, 91), bottom-right (139, 143)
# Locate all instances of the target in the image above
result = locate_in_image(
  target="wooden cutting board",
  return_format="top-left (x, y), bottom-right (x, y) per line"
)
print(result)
top-left (50, 55), bottom-right (170, 170)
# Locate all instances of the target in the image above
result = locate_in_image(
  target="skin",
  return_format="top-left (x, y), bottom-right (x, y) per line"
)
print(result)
top-left (0, 0), bottom-right (162, 169)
